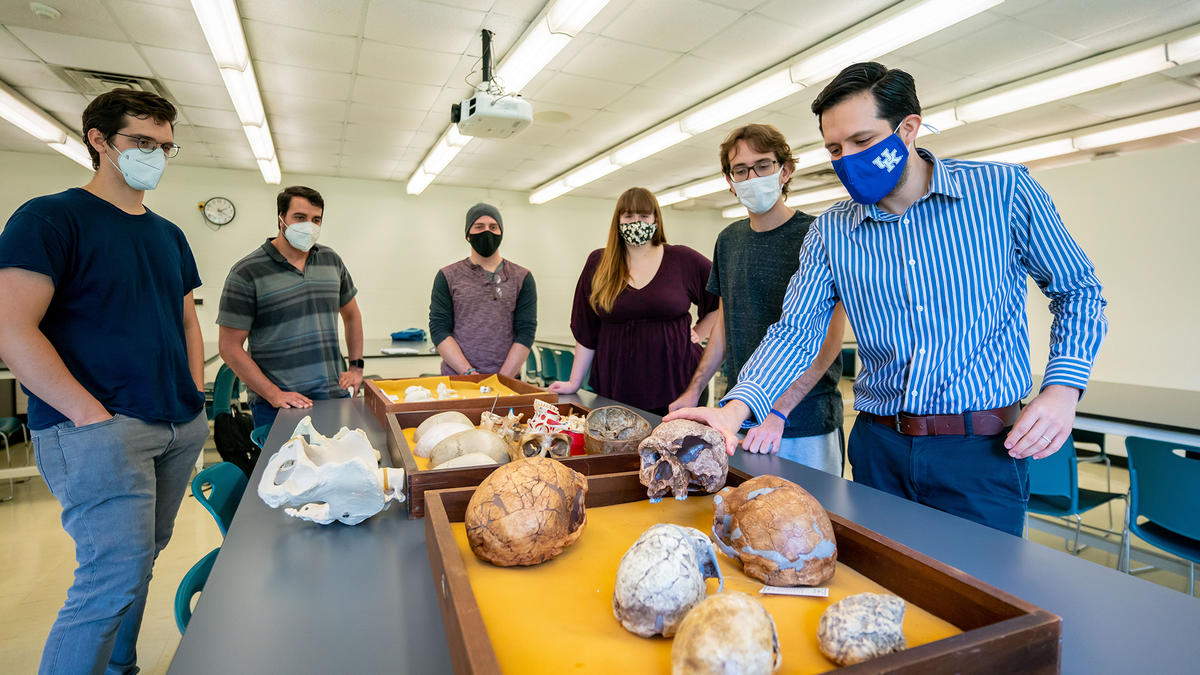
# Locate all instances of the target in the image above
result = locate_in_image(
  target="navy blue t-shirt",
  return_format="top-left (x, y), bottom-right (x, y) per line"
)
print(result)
top-left (0, 187), bottom-right (204, 430)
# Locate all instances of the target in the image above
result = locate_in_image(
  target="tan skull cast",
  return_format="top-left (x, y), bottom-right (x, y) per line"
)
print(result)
top-left (612, 524), bottom-right (723, 638)
top-left (258, 416), bottom-right (405, 526)
top-left (512, 430), bottom-right (571, 461)
top-left (670, 592), bottom-right (782, 675)
top-left (638, 419), bottom-right (728, 503)
top-left (465, 457), bottom-right (588, 566)
top-left (713, 475), bottom-right (837, 586)
top-left (428, 429), bottom-right (511, 469)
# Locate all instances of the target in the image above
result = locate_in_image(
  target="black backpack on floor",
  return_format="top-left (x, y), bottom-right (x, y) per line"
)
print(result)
top-left (213, 410), bottom-right (258, 477)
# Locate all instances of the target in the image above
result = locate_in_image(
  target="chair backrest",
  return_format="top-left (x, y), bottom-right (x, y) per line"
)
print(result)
top-left (1071, 428), bottom-right (1106, 452)
top-left (175, 547), bottom-right (221, 633)
top-left (191, 462), bottom-right (248, 537)
top-left (537, 346), bottom-right (558, 382)
top-left (211, 364), bottom-right (239, 416)
top-left (552, 349), bottom-right (575, 384)
top-left (250, 424), bottom-right (271, 449)
top-left (1126, 437), bottom-right (1200, 541)
top-left (524, 350), bottom-right (539, 380)
top-left (1027, 436), bottom-right (1078, 505)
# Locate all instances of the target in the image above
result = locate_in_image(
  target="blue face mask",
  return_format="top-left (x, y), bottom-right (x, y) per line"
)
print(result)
top-left (830, 123), bottom-right (908, 205)
top-left (107, 146), bottom-right (166, 191)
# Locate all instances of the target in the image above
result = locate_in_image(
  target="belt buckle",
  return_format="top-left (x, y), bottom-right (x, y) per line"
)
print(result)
top-left (893, 413), bottom-right (905, 434)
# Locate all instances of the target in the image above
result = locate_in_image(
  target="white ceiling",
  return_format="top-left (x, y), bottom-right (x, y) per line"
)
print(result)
top-left (0, 0), bottom-right (1198, 209)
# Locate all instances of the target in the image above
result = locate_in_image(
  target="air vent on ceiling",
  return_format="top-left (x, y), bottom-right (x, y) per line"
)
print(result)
top-left (53, 67), bottom-right (175, 102)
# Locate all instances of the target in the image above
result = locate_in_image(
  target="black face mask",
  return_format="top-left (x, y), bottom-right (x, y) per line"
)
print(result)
top-left (468, 230), bottom-right (502, 257)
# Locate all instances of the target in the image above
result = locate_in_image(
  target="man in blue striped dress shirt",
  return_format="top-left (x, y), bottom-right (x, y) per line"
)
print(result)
top-left (669, 62), bottom-right (1107, 535)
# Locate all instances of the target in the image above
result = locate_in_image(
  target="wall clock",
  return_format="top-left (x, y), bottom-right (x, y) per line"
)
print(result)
top-left (201, 196), bottom-right (236, 226)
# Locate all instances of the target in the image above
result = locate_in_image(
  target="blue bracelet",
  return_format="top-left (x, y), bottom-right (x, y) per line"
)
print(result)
top-left (769, 409), bottom-right (788, 423)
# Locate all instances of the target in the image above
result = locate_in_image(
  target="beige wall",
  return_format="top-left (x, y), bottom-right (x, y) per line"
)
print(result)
top-left (0, 139), bottom-right (1197, 391)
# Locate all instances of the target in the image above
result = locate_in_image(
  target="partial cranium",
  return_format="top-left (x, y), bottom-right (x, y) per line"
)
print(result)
top-left (584, 406), bottom-right (651, 455)
top-left (670, 592), bottom-right (781, 675)
top-left (817, 593), bottom-right (907, 666)
top-left (258, 416), bottom-right (405, 525)
top-left (513, 430), bottom-right (571, 460)
top-left (428, 429), bottom-right (511, 469)
top-left (613, 524), bottom-right (723, 637)
top-left (713, 475), bottom-right (837, 586)
top-left (638, 419), bottom-right (728, 502)
top-left (465, 457), bottom-right (587, 566)
top-left (413, 416), bottom-right (473, 458)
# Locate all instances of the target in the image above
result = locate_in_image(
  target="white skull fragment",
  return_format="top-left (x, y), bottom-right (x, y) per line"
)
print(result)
top-left (638, 419), bottom-right (728, 502)
top-left (415, 411), bottom-right (472, 442)
top-left (670, 592), bottom-right (781, 675)
top-left (428, 429), bottom-right (511, 469)
top-left (513, 430), bottom-right (571, 461)
top-left (413, 415), bottom-right (473, 458)
top-left (817, 592), bottom-right (907, 666)
top-left (612, 524), bottom-right (723, 637)
top-left (258, 416), bottom-right (405, 525)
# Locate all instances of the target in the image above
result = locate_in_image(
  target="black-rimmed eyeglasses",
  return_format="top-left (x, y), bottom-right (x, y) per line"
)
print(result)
top-left (110, 132), bottom-right (181, 158)
top-left (728, 159), bottom-right (779, 182)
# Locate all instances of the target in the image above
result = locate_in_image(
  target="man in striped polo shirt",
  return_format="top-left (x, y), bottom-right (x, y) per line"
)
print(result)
top-left (218, 186), bottom-right (365, 429)
top-left (669, 62), bottom-right (1107, 535)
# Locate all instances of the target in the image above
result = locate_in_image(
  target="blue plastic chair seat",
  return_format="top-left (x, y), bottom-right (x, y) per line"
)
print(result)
top-left (0, 417), bottom-right (21, 436)
top-left (250, 424), bottom-right (270, 449)
top-left (175, 547), bottom-right (220, 633)
top-left (191, 462), bottom-right (248, 537)
top-left (1132, 519), bottom-right (1200, 564)
top-left (1028, 488), bottom-right (1122, 518)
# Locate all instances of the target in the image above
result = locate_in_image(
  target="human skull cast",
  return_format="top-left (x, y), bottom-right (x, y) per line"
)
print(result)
top-left (638, 419), bottom-right (728, 502)
top-left (612, 524), bottom-right (723, 637)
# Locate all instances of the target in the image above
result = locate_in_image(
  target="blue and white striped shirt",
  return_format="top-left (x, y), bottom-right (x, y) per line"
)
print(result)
top-left (724, 149), bottom-right (1107, 423)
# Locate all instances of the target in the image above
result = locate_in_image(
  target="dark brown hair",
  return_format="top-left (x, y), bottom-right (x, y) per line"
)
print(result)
top-left (718, 124), bottom-right (795, 196)
top-left (810, 62), bottom-right (921, 131)
top-left (81, 88), bottom-right (177, 170)
top-left (277, 186), bottom-right (324, 217)
top-left (589, 187), bottom-right (667, 314)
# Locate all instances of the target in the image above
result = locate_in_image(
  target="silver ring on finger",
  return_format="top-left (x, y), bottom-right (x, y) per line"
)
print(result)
top-left (1040, 435), bottom-right (1052, 443)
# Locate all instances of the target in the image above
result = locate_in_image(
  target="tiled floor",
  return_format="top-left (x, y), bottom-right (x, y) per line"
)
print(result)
top-left (1, 390), bottom-right (1194, 673)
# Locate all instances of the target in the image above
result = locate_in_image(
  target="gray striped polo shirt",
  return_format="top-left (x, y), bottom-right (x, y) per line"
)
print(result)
top-left (217, 239), bottom-right (357, 405)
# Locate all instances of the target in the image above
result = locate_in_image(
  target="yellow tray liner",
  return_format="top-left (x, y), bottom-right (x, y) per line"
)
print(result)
top-left (374, 374), bottom-right (516, 401)
top-left (450, 494), bottom-right (961, 674)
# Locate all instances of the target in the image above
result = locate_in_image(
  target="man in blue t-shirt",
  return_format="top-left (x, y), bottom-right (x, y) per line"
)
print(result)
top-left (0, 89), bottom-right (208, 674)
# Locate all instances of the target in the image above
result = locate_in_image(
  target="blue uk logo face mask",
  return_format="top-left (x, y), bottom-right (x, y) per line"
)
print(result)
top-left (830, 123), bottom-right (909, 205)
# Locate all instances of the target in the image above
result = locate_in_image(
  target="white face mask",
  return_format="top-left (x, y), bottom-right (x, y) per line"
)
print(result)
top-left (281, 218), bottom-right (321, 252)
top-left (107, 146), bottom-right (165, 191)
top-left (732, 170), bottom-right (784, 215)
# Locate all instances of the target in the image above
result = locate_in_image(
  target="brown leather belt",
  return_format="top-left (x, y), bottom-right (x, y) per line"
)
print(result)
top-left (866, 403), bottom-right (1021, 437)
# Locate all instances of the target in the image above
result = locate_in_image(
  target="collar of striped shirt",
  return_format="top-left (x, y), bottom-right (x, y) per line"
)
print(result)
top-left (722, 148), bottom-right (1107, 422)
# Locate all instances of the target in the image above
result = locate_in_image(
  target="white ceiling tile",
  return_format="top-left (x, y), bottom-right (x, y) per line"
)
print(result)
top-left (600, 0), bottom-right (741, 53)
top-left (273, 133), bottom-right (342, 154)
top-left (0, 123), bottom-right (55, 152)
top-left (343, 123), bottom-right (415, 146)
top-left (209, 141), bottom-right (255, 160)
top-left (417, 115), bottom-right (449, 134)
top-left (18, 87), bottom-right (88, 118)
top-left (0, 27), bottom-right (37, 60)
top-left (0, 58), bottom-right (73, 90)
top-left (356, 40), bottom-right (461, 86)
top-left (160, 80), bottom-right (231, 109)
top-left (0, 0), bottom-right (122, 40)
top-left (1016, 0), bottom-right (1190, 43)
top-left (335, 157), bottom-right (397, 177)
top-left (239, 0), bottom-right (367, 36)
top-left (1067, 76), bottom-right (1200, 120)
top-left (107, 0), bottom-right (209, 53)
top-left (340, 138), bottom-right (410, 158)
top-left (183, 106), bottom-right (242, 129)
top-left (691, 14), bottom-right (815, 71)
top-left (269, 116), bottom-right (346, 139)
top-left (277, 149), bottom-right (340, 167)
top-left (363, 0), bottom-right (486, 53)
top-left (489, 0), bottom-right (545, 21)
top-left (559, 36), bottom-right (680, 86)
top-left (140, 46), bottom-right (221, 86)
top-left (254, 61), bottom-right (354, 100)
top-left (215, 157), bottom-right (257, 170)
top-left (173, 154), bottom-right (219, 168)
top-left (6, 26), bottom-right (152, 76)
top-left (347, 103), bottom-right (427, 129)
top-left (350, 75), bottom-right (441, 110)
top-left (169, 125), bottom-right (204, 142)
top-left (641, 54), bottom-right (755, 100)
top-left (912, 17), bottom-right (1070, 82)
top-left (475, 14), bottom-right (532, 59)
top-left (243, 20), bottom-right (358, 72)
top-left (262, 91), bottom-right (348, 122)
top-left (195, 126), bottom-right (247, 146)
top-left (532, 72), bottom-right (632, 109)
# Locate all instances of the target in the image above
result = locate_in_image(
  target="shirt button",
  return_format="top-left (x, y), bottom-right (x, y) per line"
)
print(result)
top-left (908, 259), bottom-right (916, 266)
top-left (919, 348), bottom-right (926, 355)
top-left (902, 218), bottom-right (910, 225)
top-left (916, 305), bottom-right (924, 312)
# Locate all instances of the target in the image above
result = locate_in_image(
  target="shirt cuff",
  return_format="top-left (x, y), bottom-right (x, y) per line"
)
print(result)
top-left (721, 381), bottom-right (774, 430)
top-left (1041, 355), bottom-right (1093, 393)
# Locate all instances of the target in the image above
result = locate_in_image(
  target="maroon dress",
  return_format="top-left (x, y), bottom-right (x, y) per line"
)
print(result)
top-left (570, 244), bottom-right (719, 412)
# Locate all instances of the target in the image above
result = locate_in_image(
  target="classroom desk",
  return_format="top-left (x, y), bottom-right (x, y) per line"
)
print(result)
top-left (1061, 379), bottom-right (1200, 447)
top-left (169, 395), bottom-right (1200, 675)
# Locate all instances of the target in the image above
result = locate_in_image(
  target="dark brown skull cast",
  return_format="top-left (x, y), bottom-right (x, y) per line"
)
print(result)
top-left (513, 430), bottom-right (571, 460)
top-left (638, 419), bottom-right (728, 503)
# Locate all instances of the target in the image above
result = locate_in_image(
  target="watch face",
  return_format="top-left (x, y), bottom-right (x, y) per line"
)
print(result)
top-left (203, 197), bottom-right (235, 225)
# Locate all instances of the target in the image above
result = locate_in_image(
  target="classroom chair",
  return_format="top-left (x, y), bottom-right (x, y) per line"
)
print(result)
top-left (191, 461), bottom-right (248, 537)
top-left (175, 547), bottom-right (221, 633)
top-left (250, 424), bottom-right (271, 449)
top-left (552, 349), bottom-right (574, 389)
top-left (524, 350), bottom-right (540, 385)
top-left (536, 345), bottom-right (559, 384)
top-left (1123, 437), bottom-right (1200, 595)
top-left (0, 416), bottom-right (28, 502)
top-left (1025, 436), bottom-right (1128, 564)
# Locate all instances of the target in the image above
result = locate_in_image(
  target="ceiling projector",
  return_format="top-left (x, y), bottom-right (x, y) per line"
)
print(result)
top-left (452, 91), bottom-right (532, 138)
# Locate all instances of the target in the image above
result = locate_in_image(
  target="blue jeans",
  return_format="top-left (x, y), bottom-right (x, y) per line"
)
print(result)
top-left (847, 416), bottom-right (1030, 536)
top-left (250, 389), bottom-right (350, 429)
top-left (32, 411), bottom-right (208, 675)
top-left (776, 429), bottom-right (844, 476)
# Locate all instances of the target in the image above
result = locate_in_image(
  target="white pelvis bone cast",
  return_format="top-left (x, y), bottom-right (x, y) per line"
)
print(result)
top-left (258, 416), bottom-right (405, 525)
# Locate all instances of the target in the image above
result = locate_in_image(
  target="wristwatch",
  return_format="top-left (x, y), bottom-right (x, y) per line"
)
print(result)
top-left (348, 358), bottom-right (365, 369)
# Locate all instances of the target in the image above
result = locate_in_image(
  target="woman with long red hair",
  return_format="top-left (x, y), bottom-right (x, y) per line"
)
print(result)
top-left (549, 187), bottom-right (718, 414)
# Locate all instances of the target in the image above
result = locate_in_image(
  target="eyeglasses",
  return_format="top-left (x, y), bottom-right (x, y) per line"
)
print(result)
top-left (729, 159), bottom-right (779, 181)
top-left (484, 272), bottom-right (505, 300)
top-left (110, 132), bottom-right (181, 158)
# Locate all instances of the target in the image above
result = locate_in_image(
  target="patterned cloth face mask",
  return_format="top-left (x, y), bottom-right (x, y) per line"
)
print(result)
top-left (619, 220), bottom-right (657, 247)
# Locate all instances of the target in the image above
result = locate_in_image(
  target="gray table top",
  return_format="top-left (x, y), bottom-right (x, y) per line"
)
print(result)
top-left (363, 337), bottom-right (438, 358)
top-left (169, 395), bottom-right (1200, 674)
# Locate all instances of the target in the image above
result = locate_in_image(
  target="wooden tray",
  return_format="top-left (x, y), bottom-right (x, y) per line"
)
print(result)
top-left (363, 374), bottom-right (556, 428)
top-left (424, 469), bottom-right (1061, 674)
top-left (386, 404), bottom-right (643, 519)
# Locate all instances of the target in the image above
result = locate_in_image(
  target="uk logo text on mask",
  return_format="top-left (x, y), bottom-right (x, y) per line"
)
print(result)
top-left (873, 148), bottom-right (902, 172)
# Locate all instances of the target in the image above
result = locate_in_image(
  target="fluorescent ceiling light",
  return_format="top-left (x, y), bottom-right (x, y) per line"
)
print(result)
top-left (722, 205), bottom-right (748, 219)
top-left (918, 107), bottom-right (963, 135)
top-left (789, 0), bottom-right (1004, 86)
top-left (968, 139), bottom-right (1078, 164)
top-left (256, 156), bottom-right (280, 185)
top-left (242, 123), bottom-right (275, 160)
top-left (680, 70), bottom-right (802, 135)
top-left (612, 124), bottom-right (690, 166)
top-left (683, 176), bottom-right (730, 199)
top-left (220, 67), bottom-right (266, 127)
top-left (0, 81), bottom-right (66, 143)
top-left (50, 138), bottom-right (92, 169)
top-left (189, 0), bottom-right (249, 70)
top-left (1167, 28), bottom-right (1200, 64)
top-left (655, 190), bottom-right (687, 207)
top-left (564, 156), bottom-right (618, 188)
top-left (406, 167), bottom-right (435, 195)
top-left (1073, 108), bottom-right (1200, 149)
top-left (422, 138), bottom-right (466, 175)
top-left (495, 20), bottom-right (570, 93)
top-left (547, 0), bottom-right (609, 34)
top-left (530, 179), bottom-right (571, 204)
top-left (787, 186), bottom-right (849, 207)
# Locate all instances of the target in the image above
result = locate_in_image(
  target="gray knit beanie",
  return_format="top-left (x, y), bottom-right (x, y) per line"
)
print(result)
top-left (464, 202), bottom-right (503, 237)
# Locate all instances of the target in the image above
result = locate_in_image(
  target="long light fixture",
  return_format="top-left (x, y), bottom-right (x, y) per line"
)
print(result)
top-left (406, 0), bottom-right (609, 195)
top-left (721, 185), bottom-right (850, 219)
top-left (0, 79), bottom-right (91, 169)
top-left (662, 22), bottom-right (1200, 211)
top-left (528, 0), bottom-right (1003, 204)
top-left (190, 0), bottom-right (280, 184)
